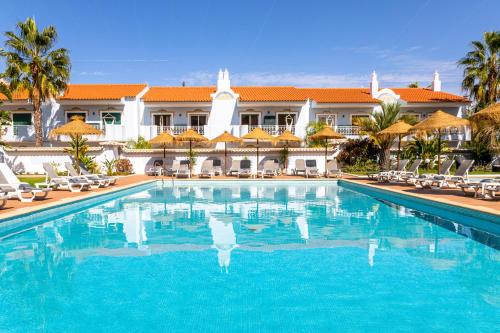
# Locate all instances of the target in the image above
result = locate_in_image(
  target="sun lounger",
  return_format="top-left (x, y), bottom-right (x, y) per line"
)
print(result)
top-left (260, 160), bottom-right (278, 178)
top-left (146, 160), bottom-right (163, 176)
top-left (227, 160), bottom-right (239, 176)
top-left (367, 163), bottom-right (397, 180)
top-left (165, 160), bottom-right (180, 176)
top-left (212, 158), bottom-right (222, 175)
top-left (65, 162), bottom-right (109, 188)
top-left (80, 166), bottom-right (117, 185)
top-left (393, 159), bottom-right (422, 182)
top-left (326, 159), bottom-right (342, 178)
top-left (431, 160), bottom-right (475, 188)
top-left (294, 159), bottom-right (306, 176)
top-left (0, 194), bottom-right (7, 208)
top-left (199, 160), bottom-right (214, 178)
top-left (40, 163), bottom-right (91, 192)
top-left (483, 182), bottom-right (500, 199)
top-left (176, 160), bottom-right (190, 178)
top-left (238, 160), bottom-right (252, 178)
top-left (0, 163), bottom-right (51, 202)
top-left (457, 178), bottom-right (498, 197)
top-left (305, 160), bottom-right (320, 178)
top-left (411, 160), bottom-right (454, 187)
top-left (376, 159), bottom-right (409, 182)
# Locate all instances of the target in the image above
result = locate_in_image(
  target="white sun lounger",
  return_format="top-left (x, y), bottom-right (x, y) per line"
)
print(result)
top-left (326, 159), bottom-right (342, 178)
top-left (294, 159), bottom-right (306, 176)
top-left (227, 160), bottom-right (239, 176)
top-left (65, 162), bottom-right (109, 188)
top-left (80, 166), bottom-right (117, 185)
top-left (238, 160), bottom-right (252, 178)
top-left (41, 163), bottom-right (91, 192)
top-left (259, 160), bottom-right (279, 178)
top-left (0, 163), bottom-right (51, 202)
top-left (199, 160), bottom-right (214, 178)
top-left (305, 160), bottom-right (320, 178)
top-left (411, 160), bottom-right (454, 188)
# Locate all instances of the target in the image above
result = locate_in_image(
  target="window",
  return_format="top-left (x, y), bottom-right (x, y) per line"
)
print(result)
top-left (316, 114), bottom-right (336, 126)
top-left (12, 113), bottom-right (32, 126)
top-left (277, 113), bottom-right (297, 126)
top-left (153, 114), bottom-right (172, 127)
top-left (66, 112), bottom-right (87, 122)
top-left (241, 114), bottom-right (259, 126)
top-left (263, 115), bottom-right (275, 125)
top-left (189, 114), bottom-right (207, 127)
top-left (351, 115), bottom-right (370, 126)
top-left (101, 112), bottom-right (122, 125)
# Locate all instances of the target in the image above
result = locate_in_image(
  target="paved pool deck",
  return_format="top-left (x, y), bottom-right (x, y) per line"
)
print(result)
top-left (0, 174), bottom-right (498, 220)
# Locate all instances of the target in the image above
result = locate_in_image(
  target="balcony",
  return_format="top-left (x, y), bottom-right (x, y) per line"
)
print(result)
top-left (248, 125), bottom-right (295, 136)
top-left (335, 126), bottom-right (360, 136)
top-left (3, 125), bottom-right (35, 142)
top-left (139, 125), bottom-right (206, 140)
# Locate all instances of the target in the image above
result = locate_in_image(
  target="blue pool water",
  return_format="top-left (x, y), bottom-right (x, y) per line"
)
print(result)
top-left (0, 181), bottom-right (498, 332)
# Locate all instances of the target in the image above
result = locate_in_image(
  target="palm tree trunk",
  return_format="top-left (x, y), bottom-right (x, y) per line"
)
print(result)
top-left (33, 100), bottom-right (43, 147)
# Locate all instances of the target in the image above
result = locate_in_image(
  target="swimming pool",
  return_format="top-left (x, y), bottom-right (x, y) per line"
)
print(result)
top-left (0, 180), bottom-right (498, 332)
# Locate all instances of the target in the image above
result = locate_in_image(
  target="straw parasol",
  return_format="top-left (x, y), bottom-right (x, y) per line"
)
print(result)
top-left (274, 130), bottom-right (301, 171)
top-left (471, 103), bottom-right (500, 121)
top-left (411, 110), bottom-right (469, 173)
top-left (149, 132), bottom-right (175, 158)
top-left (242, 127), bottom-right (275, 170)
top-left (50, 116), bottom-right (103, 169)
top-left (175, 129), bottom-right (209, 173)
top-left (309, 126), bottom-right (344, 176)
top-left (378, 121), bottom-right (413, 170)
top-left (211, 131), bottom-right (240, 175)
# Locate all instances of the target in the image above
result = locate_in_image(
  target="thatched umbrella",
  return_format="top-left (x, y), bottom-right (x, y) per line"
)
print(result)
top-left (211, 131), bottom-right (240, 175)
top-left (149, 132), bottom-right (175, 158)
top-left (50, 116), bottom-right (103, 169)
top-left (378, 121), bottom-right (413, 170)
top-left (242, 127), bottom-right (274, 171)
top-left (309, 126), bottom-right (344, 176)
top-left (411, 110), bottom-right (469, 173)
top-left (274, 130), bottom-right (301, 171)
top-left (175, 129), bottom-right (208, 173)
top-left (471, 103), bottom-right (500, 121)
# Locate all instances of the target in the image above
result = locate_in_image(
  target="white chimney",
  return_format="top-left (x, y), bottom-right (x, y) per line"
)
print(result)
top-left (370, 71), bottom-right (379, 97)
top-left (432, 71), bottom-right (441, 92)
top-left (216, 68), bottom-right (231, 92)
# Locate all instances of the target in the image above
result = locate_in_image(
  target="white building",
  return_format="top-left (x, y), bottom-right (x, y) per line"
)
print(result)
top-left (0, 70), bottom-right (469, 174)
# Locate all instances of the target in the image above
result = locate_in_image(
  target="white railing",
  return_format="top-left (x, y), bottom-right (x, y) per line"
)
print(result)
top-left (335, 126), bottom-right (360, 136)
top-left (156, 126), bottom-right (205, 136)
top-left (247, 125), bottom-right (295, 136)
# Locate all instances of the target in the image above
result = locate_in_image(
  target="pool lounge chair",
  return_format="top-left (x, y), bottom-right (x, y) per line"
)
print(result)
top-left (227, 160), bottom-right (239, 176)
top-left (65, 162), bottom-right (109, 188)
top-left (457, 179), bottom-right (498, 197)
top-left (176, 160), bottom-right (190, 178)
top-left (411, 160), bottom-right (454, 188)
top-left (80, 166), bottom-right (117, 185)
top-left (0, 162), bottom-right (51, 202)
top-left (165, 160), bottom-right (181, 176)
top-left (199, 160), bottom-right (214, 178)
top-left (483, 182), bottom-right (500, 199)
top-left (212, 158), bottom-right (222, 175)
top-left (376, 160), bottom-right (410, 182)
top-left (146, 160), bottom-right (163, 176)
top-left (238, 160), bottom-right (252, 178)
top-left (259, 160), bottom-right (279, 178)
top-left (326, 159), bottom-right (342, 178)
top-left (419, 160), bottom-right (474, 189)
top-left (367, 163), bottom-right (397, 180)
top-left (41, 163), bottom-right (91, 192)
top-left (394, 159), bottom-right (422, 182)
top-left (294, 159), bottom-right (306, 176)
top-left (305, 160), bottom-right (320, 178)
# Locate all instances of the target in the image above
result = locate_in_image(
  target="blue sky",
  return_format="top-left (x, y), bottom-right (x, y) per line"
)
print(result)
top-left (0, 0), bottom-right (499, 94)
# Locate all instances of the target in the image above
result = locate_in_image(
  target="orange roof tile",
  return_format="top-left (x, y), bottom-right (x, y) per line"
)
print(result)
top-left (143, 86), bottom-right (215, 102)
top-left (234, 86), bottom-right (305, 102)
top-left (392, 88), bottom-right (468, 103)
top-left (60, 84), bottom-right (147, 100)
top-left (299, 88), bottom-right (376, 103)
top-left (0, 89), bottom-right (30, 101)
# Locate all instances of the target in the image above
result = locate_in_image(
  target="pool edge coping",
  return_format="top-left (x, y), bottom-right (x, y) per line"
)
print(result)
top-left (340, 178), bottom-right (500, 218)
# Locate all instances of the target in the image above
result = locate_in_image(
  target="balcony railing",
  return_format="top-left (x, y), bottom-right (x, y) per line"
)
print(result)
top-left (247, 125), bottom-right (295, 135)
top-left (155, 126), bottom-right (205, 136)
top-left (335, 126), bottom-right (360, 136)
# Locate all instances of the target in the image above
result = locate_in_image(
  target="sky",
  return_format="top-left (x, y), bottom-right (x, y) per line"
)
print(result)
top-left (0, 0), bottom-right (499, 94)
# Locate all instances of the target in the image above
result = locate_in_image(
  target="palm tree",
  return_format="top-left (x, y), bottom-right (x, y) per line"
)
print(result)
top-left (458, 31), bottom-right (500, 110)
top-left (358, 102), bottom-right (416, 169)
top-left (408, 81), bottom-right (419, 88)
top-left (0, 82), bottom-right (12, 145)
top-left (1, 17), bottom-right (70, 146)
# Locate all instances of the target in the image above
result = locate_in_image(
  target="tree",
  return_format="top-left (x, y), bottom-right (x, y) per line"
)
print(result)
top-left (358, 102), bottom-right (417, 169)
top-left (458, 31), bottom-right (500, 111)
top-left (0, 82), bottom-right (12, 145)
top-left (305, 120), bottom-right (327, 147)
top-left (1, 17), bottom-right (71, 146)
top-left (408, 81), bottom-right (419, 88)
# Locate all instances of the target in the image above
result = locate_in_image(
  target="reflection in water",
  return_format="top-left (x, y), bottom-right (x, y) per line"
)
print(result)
top-left (0, 182), bottom-right (498, 332)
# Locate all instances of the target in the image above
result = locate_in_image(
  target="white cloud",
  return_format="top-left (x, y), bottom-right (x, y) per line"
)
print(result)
top-left (79, 71), bottom-right (108, 76)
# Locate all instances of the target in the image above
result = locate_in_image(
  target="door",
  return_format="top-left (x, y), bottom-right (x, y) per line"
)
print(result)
top-left (241, 114), bottom-right (259, 126)
top-left (277, 113), bottom-right (296, 126)
top-left (189, 114), bottom-right (207, 127)
top-left (153, 114), bottom-right (172, 127)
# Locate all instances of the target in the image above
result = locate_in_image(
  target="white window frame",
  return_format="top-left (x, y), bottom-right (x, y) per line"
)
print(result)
top-left (99, 110), bottom-right (123, 125)
top-left (350, 113), bottom-right (370, 126)
top-left (316, 113), bottom-right (337, 126)
top-left (239, 111), bottom-right (261, 126)
top-left (151, 111), bottom-right (174, 127)
top-left (65, 110), bottom-right (88, 123)
top-left (275, 111), bottom-right (298, 126)
top-left (10, 111), bottom-right (33, 126)
top-left (187, 111), bottom-right (209, 127)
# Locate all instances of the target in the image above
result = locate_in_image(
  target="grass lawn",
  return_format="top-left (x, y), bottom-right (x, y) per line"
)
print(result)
top-left (18, 176), bottom-right (46, 186)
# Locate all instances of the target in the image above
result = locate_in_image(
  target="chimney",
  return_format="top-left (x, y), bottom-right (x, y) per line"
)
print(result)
top-left (216, 68), bottom-right (231, 92)
top-left (432, 71), bottom-right (441, 92)
top-left (370, 71), bottom-right (379, 97)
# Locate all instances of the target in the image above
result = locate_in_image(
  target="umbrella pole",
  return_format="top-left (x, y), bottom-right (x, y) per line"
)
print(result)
top-left (437, 129), bottom-right (441, 174)
top-left (163, 144), bottom-right (166, 159)
top-left (224, 143), bottom-right (227, 175)
top-left (75, 135), bottom-right (79, 172)
top-left (397, 134), bottom-right (401, 170)
top-left (256, 140), bottom-right (259, 174)
top-left (324, 138), bottom-right (328, 177)
top-left (189, 140), bottom-right (193, 175)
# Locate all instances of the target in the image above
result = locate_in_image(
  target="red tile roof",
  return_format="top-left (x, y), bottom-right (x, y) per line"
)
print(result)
top-left (234, 86), bottom-right (305, 102)
top-left (298, 88), bottom-right (376, 103)
top-left (392, 88), bottom-right (468, 103)
top-left (60, 84), bottom-right (147, 100)
top-left (144, 87), bottom-right (215, 102)
top-left (0, 89), bottom-right (30, 101)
